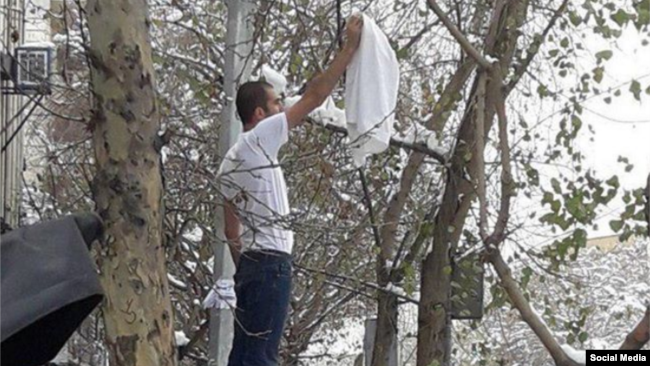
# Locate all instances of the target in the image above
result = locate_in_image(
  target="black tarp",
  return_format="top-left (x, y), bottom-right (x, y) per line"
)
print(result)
top-left (1, 215), bottom-right (104, 366)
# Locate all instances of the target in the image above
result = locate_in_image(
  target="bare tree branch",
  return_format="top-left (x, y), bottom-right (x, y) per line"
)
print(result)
top-left (426, 0), bottom-right (492, 69)
top-left (295, 263), bottom-right (419, 305)
top-left (398, 20), bottom-right (442, 53)
top-left (475, 73), bottom-right (488, 241)
top-left (485, 66), bottom-right (514, 246)
top-left (487, 249), bottom-right (582, 366)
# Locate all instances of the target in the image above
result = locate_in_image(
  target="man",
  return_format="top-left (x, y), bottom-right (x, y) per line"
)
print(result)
top-left (217, 15), bottom-right (363, 366)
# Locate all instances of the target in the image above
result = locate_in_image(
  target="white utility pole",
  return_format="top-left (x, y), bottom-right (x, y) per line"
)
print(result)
top-left (208, 0), bottom-right (256, 365)
top-left (364, 318), bottom-right (398, 366)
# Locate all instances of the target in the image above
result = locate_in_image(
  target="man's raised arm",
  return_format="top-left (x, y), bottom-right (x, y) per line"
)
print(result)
top-left (285, 15), bottom-right (363, 129)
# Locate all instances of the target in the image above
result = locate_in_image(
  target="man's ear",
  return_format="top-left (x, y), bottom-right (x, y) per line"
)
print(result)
top-left (253, 106), bottom-right (266, 121)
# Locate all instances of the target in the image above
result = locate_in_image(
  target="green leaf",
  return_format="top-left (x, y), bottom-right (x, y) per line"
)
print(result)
top-left (611, 9), bottom-right (631, 27)
top-left (557, 239), bottom-right (569, 257)
top-left (540, 213), bottom-right (556, 225)
top-left (623, 192), bottom-right (632, 204)
top-left (593, 67), bottom-right (604, 83)
top-left (519, 119), bottom-right (529, 128)
top-left (633, 209), bottom-right (646, 221)
top-left (630, 80), bottom-right (642, 101)
top-left (569, 11), bottom-right (582, 26)
top-left (579, 331), bottom-right (589, 343)
top-left (596, 50), bottom-right (613, 62)
top-left (567, 195), bottom-right (587, 221)
top-left (606, 176), bottom-right (620, 188)
top-left (571, 115), bottom-right (582, 133)
top-left (637, 0), bottom-right (650, 12)
top-left (396, 47), bottom-right (409, 60)
top-left (609, 219), bottom-right (624, 232)
top-left (621, 229), bottom-right (634, 242)
top-left (537, 84), bottom-right (549, 97)
top-left (551, 178), bottom-right (562, 194)
top-left (574, 229), bottom-right (587, 247)
top-left (637, 9), bottom-right (650, 28)
top-left (560, 37), bottom-right (570, 48)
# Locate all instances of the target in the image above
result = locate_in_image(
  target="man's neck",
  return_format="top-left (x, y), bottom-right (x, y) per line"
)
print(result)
top-left (243, 120), bottom-right (259, 132)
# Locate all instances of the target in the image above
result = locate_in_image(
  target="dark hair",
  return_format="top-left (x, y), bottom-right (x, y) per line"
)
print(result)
top-left (236, 81), bottom-right (273, 126)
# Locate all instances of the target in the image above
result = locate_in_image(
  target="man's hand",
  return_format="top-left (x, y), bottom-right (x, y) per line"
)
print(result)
top-left (344, 15), bottom-right (364, 52)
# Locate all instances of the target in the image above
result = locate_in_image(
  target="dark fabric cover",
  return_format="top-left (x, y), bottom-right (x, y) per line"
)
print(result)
top-left (1, 216), bottom-right (104, 366)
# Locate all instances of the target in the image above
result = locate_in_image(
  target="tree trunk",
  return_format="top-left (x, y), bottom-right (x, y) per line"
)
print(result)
top-left (371, 50), bottom-right (476, 366)
top-left (416, 73), bottom-right (499, 366)
top-left (86, 1), bottom-right (177, 365)
top-left (418, 232), bottom-right (454, 365)
top-left (417, 1), bottom-right (530, 365)
top-left (620, 306), bottom-right (650, 350)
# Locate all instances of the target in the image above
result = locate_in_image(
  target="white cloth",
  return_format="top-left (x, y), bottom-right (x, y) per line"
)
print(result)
top-left (311, 96), bottom-right (347, 128)
top-left (284, 95), bottom-right (300, 108)
top-left (260, 65), bottom-right (287, 95)
top-left (175, 331), bottom-right (191, 346)
top-left (399, 122), bottom-right (440, 150)
top-left (202, 278), bottom-right (236, 310)
top-left (345, 13), bottom-right (400, 167)
top-left (217, 113), bottom-right (294, 254)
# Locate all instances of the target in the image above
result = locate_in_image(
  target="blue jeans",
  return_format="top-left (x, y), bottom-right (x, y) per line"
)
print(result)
top-left (227, 250), bottom-right (293, 366)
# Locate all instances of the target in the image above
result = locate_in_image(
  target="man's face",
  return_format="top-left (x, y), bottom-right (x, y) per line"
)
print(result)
top-left (264, 87), bottom-right (284, 117)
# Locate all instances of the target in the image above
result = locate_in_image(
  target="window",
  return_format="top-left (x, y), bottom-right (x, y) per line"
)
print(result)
top-left (15, 47), bottom-right (51, 93)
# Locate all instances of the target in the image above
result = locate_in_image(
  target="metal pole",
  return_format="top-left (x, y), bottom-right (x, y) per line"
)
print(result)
top-left (208, 1), bottom-right (256, 365)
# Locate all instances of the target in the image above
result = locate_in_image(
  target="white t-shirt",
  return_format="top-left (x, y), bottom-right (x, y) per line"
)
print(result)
top-left (217, 112), bottom-right (294, 254)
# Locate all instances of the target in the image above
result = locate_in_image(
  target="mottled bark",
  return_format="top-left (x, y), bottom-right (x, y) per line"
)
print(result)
top-left (87, 1), bottom-right (177, 365)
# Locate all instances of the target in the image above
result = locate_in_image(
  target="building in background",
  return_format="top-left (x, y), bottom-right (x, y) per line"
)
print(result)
top-left (586, 234), bottom-right (636, 252)
top-left (1, 0), bottom-right (26, 229)
top-left (1, 0), bottom-right (51, 229)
